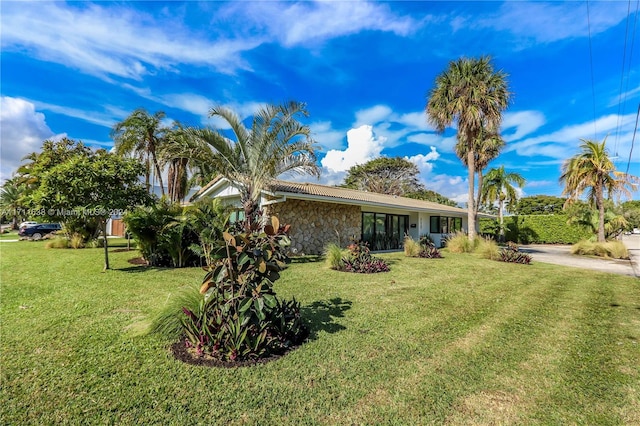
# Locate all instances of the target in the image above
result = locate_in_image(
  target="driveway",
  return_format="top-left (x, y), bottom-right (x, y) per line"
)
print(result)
top-left (520, 234), bottom-right (640, 278)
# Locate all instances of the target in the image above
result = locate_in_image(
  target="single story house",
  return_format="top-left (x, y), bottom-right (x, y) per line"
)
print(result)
top-left (194, 177), bottom-right (479, 255)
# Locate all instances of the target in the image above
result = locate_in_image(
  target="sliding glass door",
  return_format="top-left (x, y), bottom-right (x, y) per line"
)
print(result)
top-left (361, 212), bottom-right (409, 250)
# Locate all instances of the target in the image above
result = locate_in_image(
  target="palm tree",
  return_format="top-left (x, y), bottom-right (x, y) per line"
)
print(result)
top-left (159, 124), bottom-right (215, 204)
top-left (0, 178), bottom-right (26, 229)
top-left (111, 109), bottom-right (167, 196)
top-left (456, 128), bottom-right (505, 220)
top-left (560, 138), bottom-right (638, 242)
top-left (426, 56), bottom-right (510, 240)
top-left (193, 101), bottom-right (320, 230)
top-left (481, 166), bottom-right (525, 242)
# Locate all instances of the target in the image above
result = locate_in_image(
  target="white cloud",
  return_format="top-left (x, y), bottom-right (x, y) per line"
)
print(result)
top-left (478, 2), bottom-right (628, 46)
top-left (1, 2), bottom-right (258, 81)
top-left (311, 121), bottom-right (345, 151)
top-left (0, 97), bottom-right (66, 181)
top-left (406, 146), bottom-right (440, 175)
top-left (227, 1), bottom-right (418, 47)
top-left (354, 105), bottom-right (394, 127)
top-left (321, 125), bottom-right (386, 172)
top-left (27, 100), bottom-right (118, 129)
top-left (501, 110), bottom-right (546, 142)
top-left (507, 113), bottom-right (638, 160)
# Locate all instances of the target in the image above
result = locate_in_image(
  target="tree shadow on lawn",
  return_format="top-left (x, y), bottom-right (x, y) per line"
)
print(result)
top-left (302, 297), bottom-right (352, 340)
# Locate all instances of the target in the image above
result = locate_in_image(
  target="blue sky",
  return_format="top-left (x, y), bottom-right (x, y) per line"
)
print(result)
top-left (1, 0), bottom-right (639, 202)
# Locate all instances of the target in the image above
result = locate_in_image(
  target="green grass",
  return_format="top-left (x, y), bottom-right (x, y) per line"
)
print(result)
top-left (1, 241), bottom-right (639, 424)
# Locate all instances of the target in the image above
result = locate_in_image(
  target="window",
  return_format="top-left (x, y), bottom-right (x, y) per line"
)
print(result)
top-left (229, 209), bottom-right (245, 223)
top-left (430, 216), bottom-right (462, 234)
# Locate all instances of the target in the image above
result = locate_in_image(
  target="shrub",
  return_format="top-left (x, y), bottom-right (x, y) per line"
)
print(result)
top-left (69, 233), bottom-right (85, 249)
top-left (149, 285), bottom-right (203, 340)
top-left (419, 234), bottom-right (436, 248)
top-left (178, 216), bottom-right (307, 362)
top-left (324, 242), bottom-right (345, 270)
top-left (502, 215), bottom-right (592, 244)
top-left (341, 241), bottom-right (390, 273)
top-left (44, 236), bottom-right (69, 249)
top-left (571, 240), bottom-right (629, 259)
top-left (499, 248), bottom-right (532, 264)
top-left (418, 246), bottom-right (443, 259)
top-left (403, 236), bottom-right (421, 257)
top-left (477, 238), bottom-right (500, 260)
top-left (445, 231), bottom-right (477, 253)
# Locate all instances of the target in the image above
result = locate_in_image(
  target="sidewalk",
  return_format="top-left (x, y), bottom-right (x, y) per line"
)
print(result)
top-left (621, 234), bottom-right (640, 278)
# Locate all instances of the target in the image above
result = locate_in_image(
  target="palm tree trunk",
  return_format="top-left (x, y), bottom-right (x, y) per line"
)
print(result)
top-left (475, 170), bottom-right (483, 221)
top-left (597, 180), bottom-right (605, 242)
top-left (498, 199), bottom-right (505, 243)
top-left (467, 149), bottom-right (476, 241)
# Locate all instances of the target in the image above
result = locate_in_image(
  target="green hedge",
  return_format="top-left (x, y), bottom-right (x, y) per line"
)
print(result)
top-left (479, 215), bottom-right (592, 244)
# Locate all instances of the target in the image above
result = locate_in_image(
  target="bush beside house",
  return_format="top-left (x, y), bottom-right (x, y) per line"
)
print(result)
top-left (480, 215), bottom-right (592, 244)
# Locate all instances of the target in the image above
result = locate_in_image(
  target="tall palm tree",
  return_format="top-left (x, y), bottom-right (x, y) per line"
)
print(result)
top-left (560, 138), bottom-right (638, 242)
top-left (481, 166), bottom-right (525, 242)
top-left (193, 101), bottom-right (320, 229)
top-left (426, 56), bottom-right (510, 240)
top-left (456, 128), bottom-right (505, 220)
top-left (111, 108), bottom-right (167, 196)
top-left (159, 124), bottom-right (215, 204)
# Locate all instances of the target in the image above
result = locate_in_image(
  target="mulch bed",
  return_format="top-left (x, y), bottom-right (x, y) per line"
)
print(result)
top-left (127, 257), bottom-right (149, 265)
top-left (170, 328), bottom-right (309, 368)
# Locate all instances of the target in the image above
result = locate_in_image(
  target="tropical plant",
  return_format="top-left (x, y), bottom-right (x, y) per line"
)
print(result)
top-left (112, 108), bottom-right (168, 196)
top-left (180, 216), bottom-right (306, 362)
top-left (159, 124), bottom-right (216, 203)
top-left (444, 231), bottom-right (478, 253)
top-left (481, 166), bottom-right (525, 242)
top-left (456, 128), bottom-right (506, 219)
top-left (418, 246), bottom-right (443, 259)
top-left (0, 178), bottom-right (26, 229)
top-left (192, 101), bottom-right (320, 229)
top-left (564, 200), bottom-right (629, 240)
top-left (499, 247), bottom-right (532, 264)
top-left (403, 236), bottom-right (421, 257)
top-left (341, 241), bottom-right (390, 273)
top-left (186, 199), bottom-right (231, 268)
top-left (426, 56), bottom-right (511, 240)
top-left (560, 138), bottom-right (638, 242)
top-left (324, 242), bottom-right (346, 270)
top-left (570, 240), bottom-right (629, 259)
top-left (477, 237), bottom-right (500, 260)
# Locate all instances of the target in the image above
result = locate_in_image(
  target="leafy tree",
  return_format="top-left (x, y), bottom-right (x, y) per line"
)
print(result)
top-left (426, 56), bottom-right (510, 240)
top-left (112, 108), bottom-right (168, 196)
top-left (621, 200), bottom-right (640, 230)
top-left (514, 195), bottom-right (566, 215)
top-left (342, 157), bottom-right (424, 196)
top-left (560, 138), bottom-right (638, 242)
top-left (481, 166), bottom-right (525, 242)
top-left (193, 101), bottom-right (320, 229)
top-left (30, 147), bottom-right (149, 270)
top-left (404, 189), bottom-right (457, 207)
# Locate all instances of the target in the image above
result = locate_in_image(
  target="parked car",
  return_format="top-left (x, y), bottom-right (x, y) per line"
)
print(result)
top-left (19, 221), bottom-right (38, 230)
top-left (19, 223), bottom-right (62, 240)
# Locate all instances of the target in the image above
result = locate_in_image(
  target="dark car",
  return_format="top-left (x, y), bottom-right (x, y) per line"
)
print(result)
top-left (19, 223), bottom-right (62, 240)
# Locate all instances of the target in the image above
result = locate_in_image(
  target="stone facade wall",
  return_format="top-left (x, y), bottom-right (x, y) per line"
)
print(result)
top-left (267, 199), bottom-right (361, 255)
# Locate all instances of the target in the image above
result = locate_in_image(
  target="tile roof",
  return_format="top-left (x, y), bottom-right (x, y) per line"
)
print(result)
top-left (266, 179), bottom-right (469, 215)
top-left (194, 176), bottom-right (479, 216)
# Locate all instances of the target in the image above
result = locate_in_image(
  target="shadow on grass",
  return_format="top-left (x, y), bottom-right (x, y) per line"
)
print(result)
top-left (302, 297), bottom-right (352, 340)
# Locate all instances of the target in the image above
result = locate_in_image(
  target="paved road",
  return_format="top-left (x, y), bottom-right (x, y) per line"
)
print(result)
top-left (520, 234), bottom-right (640, 278)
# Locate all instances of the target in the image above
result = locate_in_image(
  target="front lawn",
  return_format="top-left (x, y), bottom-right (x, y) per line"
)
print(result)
top-left (1, 241), bottom-right (638, 424)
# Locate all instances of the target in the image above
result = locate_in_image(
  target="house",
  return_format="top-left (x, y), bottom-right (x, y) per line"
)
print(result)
top-left (194, 177), bottom-right (476, 254)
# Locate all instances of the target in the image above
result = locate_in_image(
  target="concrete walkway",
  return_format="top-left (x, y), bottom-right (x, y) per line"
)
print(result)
top-left (520, 234), bottom-right (640, 278)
